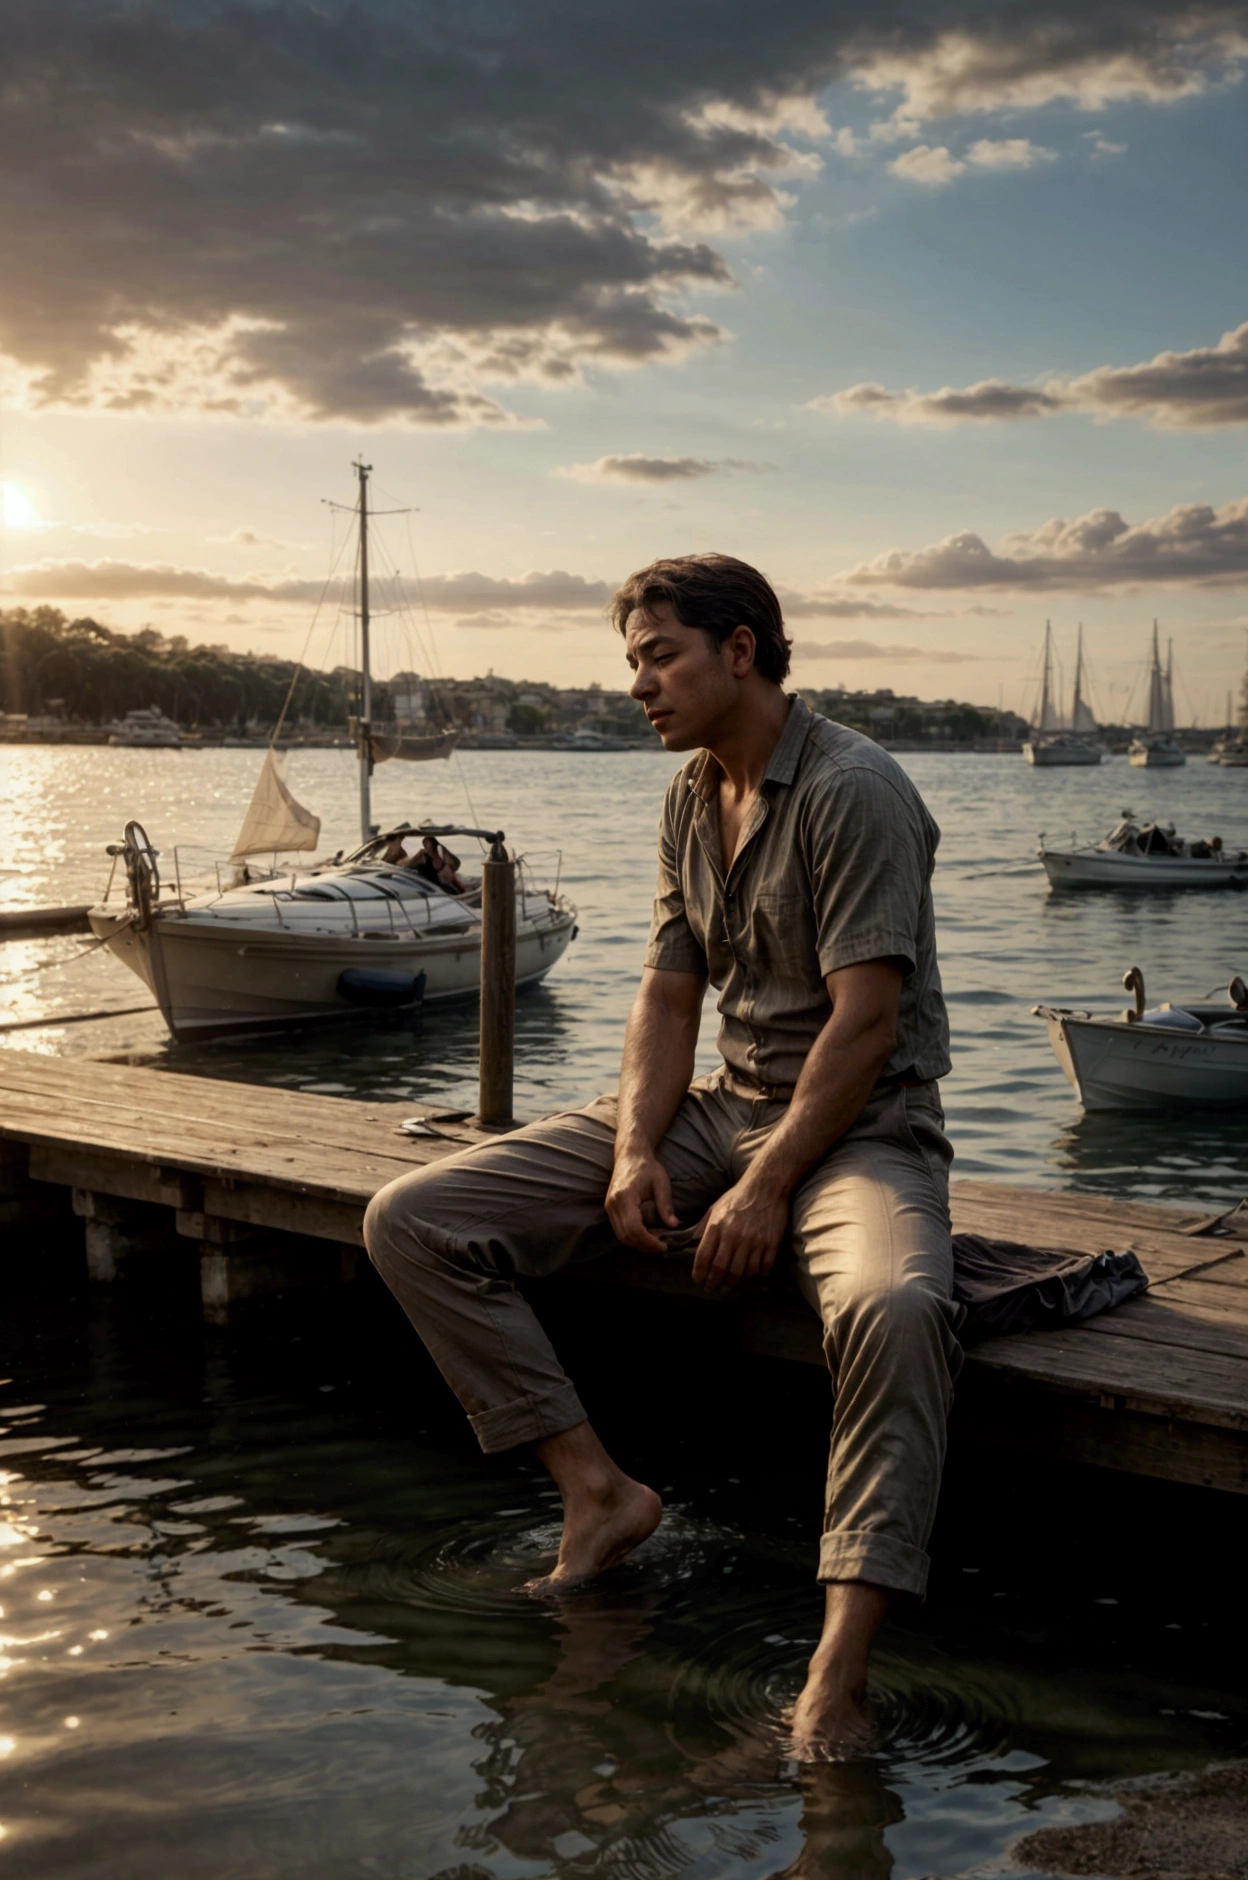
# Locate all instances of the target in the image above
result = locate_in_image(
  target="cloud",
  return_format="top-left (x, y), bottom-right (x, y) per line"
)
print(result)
top-left (851, 12), bottom-right (1248, 119)
top-left (4, 4), bottom-right (1244, 427)
top-left (557, 453), bottom-right (773, 483)
top-left (791, 638), bottom-right (979, 662)
top-left (888, 145), bottom-right (965, 186)
top-left (965, 137), bottom-right (1056, 169)
top-left (810, 320), bottom-right (1248, 428)
top-left (842, 495), bottom-right (1248, 590)
top-left (0, 558), bottom-right (617, 615)
top-left (814, 380), bottom-right (1066, 422)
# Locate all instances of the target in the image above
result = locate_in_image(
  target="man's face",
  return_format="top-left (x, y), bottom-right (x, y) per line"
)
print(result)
top-left (624, 601), bottom-right (737, 751)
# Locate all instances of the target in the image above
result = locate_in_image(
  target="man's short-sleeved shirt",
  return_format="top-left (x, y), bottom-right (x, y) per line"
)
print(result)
top-left (643, 694), bottom-right (950, 1093)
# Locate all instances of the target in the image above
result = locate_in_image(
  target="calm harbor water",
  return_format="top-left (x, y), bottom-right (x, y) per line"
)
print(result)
top-left (4, 739), bottom-right (1248, 1201)
top-left (2, 739), bottom-right (1247, 1877)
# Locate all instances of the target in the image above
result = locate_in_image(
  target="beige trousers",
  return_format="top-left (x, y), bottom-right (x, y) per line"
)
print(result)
top-left (364, 1073), bottom-right (960, 1599)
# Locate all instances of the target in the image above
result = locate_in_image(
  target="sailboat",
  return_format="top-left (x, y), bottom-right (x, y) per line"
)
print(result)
top-left (1022, 622), bottom-right (1103, 765)
top-left (1128, 622), bottom-right (1185, 767)
top-left (1210, 641), bottom-right (1248, 766)
top-left (87, 463), bottom-right (578, 1039)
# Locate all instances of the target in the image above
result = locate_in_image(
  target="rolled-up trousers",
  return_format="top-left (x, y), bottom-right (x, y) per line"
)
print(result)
top-left (364, 1072), bottom-right (961, 1599)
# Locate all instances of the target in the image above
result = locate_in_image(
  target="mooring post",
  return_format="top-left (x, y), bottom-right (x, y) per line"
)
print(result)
top-left (478, 833), bottom-right (515, 1127)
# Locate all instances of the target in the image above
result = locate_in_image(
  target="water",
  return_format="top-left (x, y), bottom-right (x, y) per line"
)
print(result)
top-left (0, 1272), bottom-right (1243, 1878)
top-left (2, 742), bottom-right (1247, 1875)
top-left (5, 741), bottom-right (1248, 1201)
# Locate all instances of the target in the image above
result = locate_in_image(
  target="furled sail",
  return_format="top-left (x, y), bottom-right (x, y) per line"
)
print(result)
top-left (231, 748), bottom-right (321, 859)
top-left (368, 728), bottom-right (460, 764)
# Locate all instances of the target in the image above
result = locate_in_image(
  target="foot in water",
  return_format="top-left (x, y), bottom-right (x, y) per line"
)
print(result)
top-left (786, 1674), bottom-right (877, 1763)
top-left (521, 1475), bottom-right (662, 1597)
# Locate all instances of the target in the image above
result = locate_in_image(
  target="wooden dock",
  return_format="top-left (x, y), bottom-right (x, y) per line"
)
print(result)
top-left (2, 1049), bottom-right (1246, 1496)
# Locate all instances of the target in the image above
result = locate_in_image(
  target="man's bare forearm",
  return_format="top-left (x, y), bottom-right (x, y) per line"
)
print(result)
top-left (616, 967), bottom-right (704, 1154)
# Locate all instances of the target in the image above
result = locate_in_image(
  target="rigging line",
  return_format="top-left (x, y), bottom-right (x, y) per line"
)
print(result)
top-left (367, 517), bottom-right (481, 828)
top-left (270, 504), bottom-right (357, 745)
top-left (393, 510), bottom-right (483, 830)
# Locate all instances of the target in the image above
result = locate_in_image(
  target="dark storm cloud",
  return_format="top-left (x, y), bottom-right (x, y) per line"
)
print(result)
top-left (2, 2), bottom-right (1246, 424)
top-left (814, 322), bottom-right (1248, 428)
top-left (844, 497), bottom-right (1248, 589)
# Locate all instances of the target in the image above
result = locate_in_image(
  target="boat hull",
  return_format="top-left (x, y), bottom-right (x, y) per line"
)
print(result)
top-left (1023, 740), bottom-right (1102, 766)
top-left (1127, 740), bottom-right (1185, 767)
top-left (1039, 849), bottom-right (1248, 888)
top-left (89, 903), bottom-right (577, 1039)
top-left (1038, 1008), bottom-right (1248, 1110)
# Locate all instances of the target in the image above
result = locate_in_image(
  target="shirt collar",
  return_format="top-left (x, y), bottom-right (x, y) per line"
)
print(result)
top-left (688, 692), bottom-right (811, 802)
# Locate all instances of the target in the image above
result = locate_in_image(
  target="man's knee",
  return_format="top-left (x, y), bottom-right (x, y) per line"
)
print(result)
top-left (363, 1168), bottom-right (443, 1279)
top-left (831, 1268), bottom-right (956, 1365)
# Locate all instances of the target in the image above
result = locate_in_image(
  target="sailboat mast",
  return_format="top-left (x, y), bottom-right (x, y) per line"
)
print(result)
top-left (1071, 623), bottom-right (1084, 723)
top-left (1038, 620), bottom-right (1053, 729)
top-left (356, 458), bottom-right (374, 843)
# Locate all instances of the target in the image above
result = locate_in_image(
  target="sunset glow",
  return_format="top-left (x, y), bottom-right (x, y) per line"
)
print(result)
top-left (1, 484), bottom-right (38, 530)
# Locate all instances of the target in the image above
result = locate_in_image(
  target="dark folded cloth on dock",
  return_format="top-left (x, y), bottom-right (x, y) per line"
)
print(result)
top-left (951, 1233), bottom-right (1148, 1343)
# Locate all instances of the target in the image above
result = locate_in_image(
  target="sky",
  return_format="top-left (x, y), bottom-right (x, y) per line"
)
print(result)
top-left (3, 0), bottom-right (1248, 724)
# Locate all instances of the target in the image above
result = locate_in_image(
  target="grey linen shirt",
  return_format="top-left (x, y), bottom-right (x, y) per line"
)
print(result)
top-left (643, 694), bottom-right (951, 1094)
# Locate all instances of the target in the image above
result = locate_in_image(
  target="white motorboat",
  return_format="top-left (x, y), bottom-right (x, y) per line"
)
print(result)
top-left (89, 462), bottom-right (577, 1038)
top-left (1022, 623), bottom-right (1104, 766)
top-left (1036, 969), bottom-right (1248, 1110)
top-left (1127, 622), bottom-right (1185, 767)
top-left (108, 706), bottom-right (183, 748)
top-left (1038, 811), bottom-right (1248, 889)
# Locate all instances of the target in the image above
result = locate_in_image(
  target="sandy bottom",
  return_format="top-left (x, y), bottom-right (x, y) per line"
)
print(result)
top-left (1015, 1760), bottom-right (1248, 1878)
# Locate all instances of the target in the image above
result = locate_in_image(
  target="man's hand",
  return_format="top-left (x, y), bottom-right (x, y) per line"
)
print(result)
top-left (606, 1144), bottom-right (679, 1254)
top-left (691, 1173), bottom-right (789, 1296)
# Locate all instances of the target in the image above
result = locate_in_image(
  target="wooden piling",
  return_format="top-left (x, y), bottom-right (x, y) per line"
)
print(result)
top-left (477, 835), bottom-right (516, 1127)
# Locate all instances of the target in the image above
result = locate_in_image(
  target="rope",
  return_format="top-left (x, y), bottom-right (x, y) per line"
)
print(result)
top-left (271, 506), bottom-right (358, 746)
top-left (0, 925), bottom-right (128, 995)
top-left (0, 1001), bottom-right (157, 1034)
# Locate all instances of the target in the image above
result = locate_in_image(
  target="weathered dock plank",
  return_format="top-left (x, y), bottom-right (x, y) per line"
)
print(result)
top-left (2, 1047), bottom-right (1247, 1494)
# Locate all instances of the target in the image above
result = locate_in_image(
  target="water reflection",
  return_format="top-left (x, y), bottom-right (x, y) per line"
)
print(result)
top-left (0, 1277), bottom-right (1243, 1878)
top-left (1050, 1105), bottom-right (1248, 1202)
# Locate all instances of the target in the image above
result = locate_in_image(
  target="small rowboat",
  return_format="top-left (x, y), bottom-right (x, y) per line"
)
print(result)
top-left (1035, 969), bottom-right (1248, 1110)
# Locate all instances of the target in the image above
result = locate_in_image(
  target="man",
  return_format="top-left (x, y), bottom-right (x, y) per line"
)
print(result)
top-left (364, 553), bottom-right (959, 1757)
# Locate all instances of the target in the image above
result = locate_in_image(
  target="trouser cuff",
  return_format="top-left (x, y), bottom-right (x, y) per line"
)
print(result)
top-left (818, 1530), bottom-right (930, 1600)
top-left (469, 1383), bottom-right (587, 1455)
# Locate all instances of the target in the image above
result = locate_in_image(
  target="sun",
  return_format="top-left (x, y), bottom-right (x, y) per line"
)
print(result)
top-left (1, 483), bottom-right (39, 529)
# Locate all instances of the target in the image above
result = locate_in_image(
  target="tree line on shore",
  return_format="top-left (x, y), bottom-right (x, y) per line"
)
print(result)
top-left (0, 606), bottom-right (373, 730)
top-left (0, 605), bottom-right (1016, 744)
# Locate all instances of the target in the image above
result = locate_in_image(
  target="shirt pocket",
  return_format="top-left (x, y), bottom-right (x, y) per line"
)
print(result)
top-left (748, 890), bottom-right (819, 987)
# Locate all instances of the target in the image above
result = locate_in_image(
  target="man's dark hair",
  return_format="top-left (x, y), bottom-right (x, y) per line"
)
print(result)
top-left (610, 553), bottom-right (792, 684)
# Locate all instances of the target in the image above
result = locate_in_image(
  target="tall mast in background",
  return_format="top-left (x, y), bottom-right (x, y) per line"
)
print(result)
top-left (1037, 621), bottom-right (1061, 731)
top-left (355, 458), bottom-right (374, 843)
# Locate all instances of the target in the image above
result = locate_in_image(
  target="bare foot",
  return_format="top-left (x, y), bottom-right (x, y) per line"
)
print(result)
top-left (787, 1662), bottom-right (876, 1763)
top-left (521, 1475), bottom-right (662, 1597)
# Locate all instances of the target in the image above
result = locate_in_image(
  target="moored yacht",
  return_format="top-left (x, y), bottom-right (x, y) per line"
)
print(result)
top-left (89, 463), bottom-right (578, 1038)
top-left (108, 706), bottom-right (183, 748)
top-left (1022, 623), bottom-right (1103, 765)
top-left (1128, 622), bottom-right (1185, 767)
